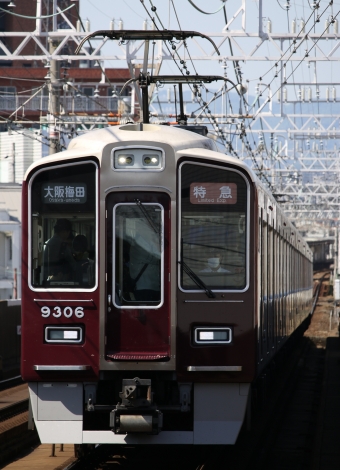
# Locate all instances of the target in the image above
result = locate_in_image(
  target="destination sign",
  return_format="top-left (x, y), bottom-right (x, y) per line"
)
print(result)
top-left (42, 183), bottom-right (87, 204)
top-left (190, 182), bottom-right (237, 204)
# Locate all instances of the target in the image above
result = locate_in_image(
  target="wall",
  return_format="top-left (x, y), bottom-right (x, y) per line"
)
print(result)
top-left (0, 300), bottom-right (21, 379)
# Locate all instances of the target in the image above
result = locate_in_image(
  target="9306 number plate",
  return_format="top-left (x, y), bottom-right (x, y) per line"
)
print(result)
top-left (41, 306), bottom-right (85, 318)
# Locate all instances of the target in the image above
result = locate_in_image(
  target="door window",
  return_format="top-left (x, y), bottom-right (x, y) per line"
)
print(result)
top-left (113, 202), bottom-right (164, 308)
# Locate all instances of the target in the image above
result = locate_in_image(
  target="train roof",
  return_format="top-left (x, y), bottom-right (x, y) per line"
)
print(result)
top-left (24, 123), bottom-right (257, 182)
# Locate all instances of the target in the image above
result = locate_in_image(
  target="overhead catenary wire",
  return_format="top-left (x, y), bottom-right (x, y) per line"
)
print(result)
top-left (0, 3), bottom-right (75, 19)
top-left (248, 6), bottom-right (340, 129)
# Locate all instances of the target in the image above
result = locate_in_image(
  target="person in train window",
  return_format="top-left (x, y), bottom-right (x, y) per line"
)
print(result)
top-left (72, 234), bottom-right (94, 286)
top-left (200, 251), bottom-right (230, 273)
top-left (43, 218), bottom-right (76, 283)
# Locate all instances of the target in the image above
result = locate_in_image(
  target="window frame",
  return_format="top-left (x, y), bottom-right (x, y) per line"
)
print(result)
top-left (178, 161), bottom-right (250, 294)
top-left (112, 202), bottom-right (164, 309)
top-left (28, 160), bottom-right (98, 293)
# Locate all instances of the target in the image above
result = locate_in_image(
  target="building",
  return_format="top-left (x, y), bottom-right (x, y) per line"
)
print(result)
top-left (0, 183), bottom-right (21, 300)
top-left (0, 0), bottom-right (134, 127)
top-left (0, 129), bottom-right (42, 183)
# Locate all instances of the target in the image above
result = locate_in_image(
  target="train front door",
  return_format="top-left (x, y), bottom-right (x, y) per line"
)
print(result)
top-left (106, 192), bottom-right (171, 361)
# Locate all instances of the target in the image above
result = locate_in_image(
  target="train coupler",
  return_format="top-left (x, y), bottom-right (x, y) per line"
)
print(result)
top-left (110, 409), bottom-right (163, 434)
top-left (110, 377), bottom-right (163, 434)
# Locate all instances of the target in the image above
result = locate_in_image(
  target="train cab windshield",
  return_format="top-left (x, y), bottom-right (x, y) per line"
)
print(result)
top-left (180, 162), bottom-right (249, 292)
top-left (29, 161), bottom-right (97, 289)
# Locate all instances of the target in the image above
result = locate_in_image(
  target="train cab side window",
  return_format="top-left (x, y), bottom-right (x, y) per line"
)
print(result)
top-left (30, 162), bottom-right (97, 289)
top-left (180, 162), bottom-right (248, 292)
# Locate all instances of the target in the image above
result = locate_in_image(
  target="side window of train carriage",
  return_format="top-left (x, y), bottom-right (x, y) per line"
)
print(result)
top-left (30, 162), bottom-right (97, 290)
top-left (180, 162), bottom-right (249, 292)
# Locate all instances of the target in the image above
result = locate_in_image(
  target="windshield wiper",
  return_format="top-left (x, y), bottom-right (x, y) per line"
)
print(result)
top-left (134, 199), bottom-right (160, 235)
top-left (179, 260), bottom-right (216, 299)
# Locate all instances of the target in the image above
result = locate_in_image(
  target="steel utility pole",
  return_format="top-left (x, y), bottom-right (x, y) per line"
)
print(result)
top-left (48, 39), bottom-right (60, 155)
top-left (48, 0), bottom-right (60, 155)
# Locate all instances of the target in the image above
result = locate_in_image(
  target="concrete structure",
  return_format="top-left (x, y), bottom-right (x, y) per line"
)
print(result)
top-left (0, 129), bottom-right (42, 183)
top-left (0, 183), bottom-right (21, 300)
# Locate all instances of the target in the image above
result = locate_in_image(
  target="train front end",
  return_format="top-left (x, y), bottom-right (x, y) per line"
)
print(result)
top-left (21, 124), bottom-right (256, 445)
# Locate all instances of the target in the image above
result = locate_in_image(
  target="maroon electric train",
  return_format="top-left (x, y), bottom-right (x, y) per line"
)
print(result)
top-left (21, 123), bottom-right (313, 445)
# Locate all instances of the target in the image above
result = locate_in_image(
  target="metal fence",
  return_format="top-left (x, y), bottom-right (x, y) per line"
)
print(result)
top-left (0, 95), bottom-right (131, 114)
top-left (0, 300), bottom-right (21, 379)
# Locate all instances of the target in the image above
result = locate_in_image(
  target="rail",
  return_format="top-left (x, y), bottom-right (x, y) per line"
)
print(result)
top-left (0, 399), bottom-right (28, 422)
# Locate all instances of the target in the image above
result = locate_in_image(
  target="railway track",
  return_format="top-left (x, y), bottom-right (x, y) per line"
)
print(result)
top-left (0, 398), bottom-right (29, 422)
top-left (226, 271), bottom-right (335, 470)
top-left (0, 385), bottom-right (39, 468)
top-left (0, 375), bottom-right (24, 392)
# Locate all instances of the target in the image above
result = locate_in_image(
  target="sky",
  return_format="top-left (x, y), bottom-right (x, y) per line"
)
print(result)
top-left (78, 0), bottom-right (340, 92)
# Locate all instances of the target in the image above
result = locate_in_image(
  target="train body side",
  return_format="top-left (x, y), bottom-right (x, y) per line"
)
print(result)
top-left (21, 124), bottom-right (313, 445)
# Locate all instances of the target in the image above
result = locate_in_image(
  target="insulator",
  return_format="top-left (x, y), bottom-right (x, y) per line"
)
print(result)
top-left (332, 87), bottom-right (336, 101)
top-left (143, 20), bottom-right (148, 30)
top-left (76, 20), bottom-right (81, 32)
top-left (167, 88), bottom-right (171, 103)
top-left (277, 90), bottom-right (281, 102)
top-left (325, 19), bottom-right (330, 34)
top-left (300, 19), bottom-right (305, 33)
top-left (191, 91), bottom-right (196, 102)
top-left (267, 19), bottom-right (272, 34)
top-left (110, 19), bottom-right (115, 30)
top-left (308, 88), bottom-right (312, 101)
top-left (316, 88), bottom-right (320, 99)
top-left (298, 88), bottom-right (302, 100)
top-left (306, 139), bottom-right (310, 149)
top-left (283, 88), bottom-right (287, 101)
top-left (326, 87), bottom-right (330, 101)
top-left (301, 88), bottom-right (305, 101)
top-left (85, 20), bottom-right (90, 32)
top-left (334, 19), bottom-right (338, 34)
top-left (320, 140), bottom-right (324, 149)
top-left (118, 20), bottom-right (124, 30)
top-left (292, 19), bottom-right (296, 34)
top-left (151, 21), bottom-right (156, 30)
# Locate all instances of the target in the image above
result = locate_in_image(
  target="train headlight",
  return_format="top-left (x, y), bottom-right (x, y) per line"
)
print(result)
top-left (143, 154), bottom-right (160, 166)
top-left (194, 327), bottom-right (232, 344)
top-left (112, 148), bottom-right (163, 170)
top-left (115, 154), bottom-right (135, 167)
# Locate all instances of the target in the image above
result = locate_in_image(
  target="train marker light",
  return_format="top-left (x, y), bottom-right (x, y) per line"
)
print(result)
top-left (45, 326), bottom-right (83, 343)
top-left (194, 327), bottom-right (232, 344)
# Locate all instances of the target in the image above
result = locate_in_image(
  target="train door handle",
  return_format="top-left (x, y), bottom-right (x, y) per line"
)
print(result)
top-left (108, 295), bottom-right (112, 311)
